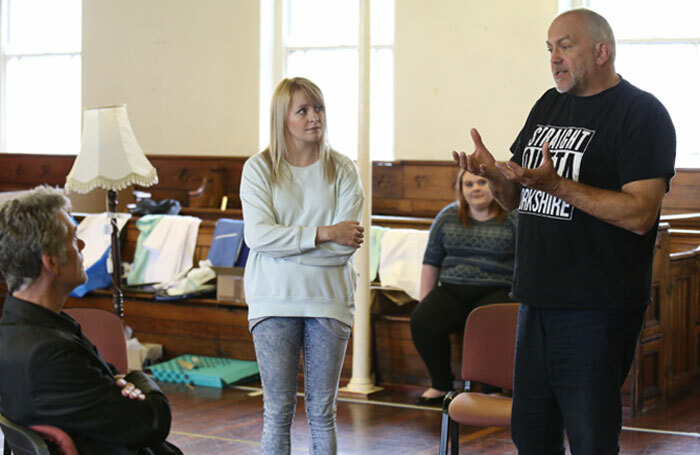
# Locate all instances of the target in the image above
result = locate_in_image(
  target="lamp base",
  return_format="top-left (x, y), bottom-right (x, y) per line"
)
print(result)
top-left (107, 189), bottom-right (125, 320)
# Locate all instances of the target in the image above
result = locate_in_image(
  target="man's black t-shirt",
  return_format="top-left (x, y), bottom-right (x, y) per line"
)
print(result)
top-left (510, 77), bottom-right (676, 309)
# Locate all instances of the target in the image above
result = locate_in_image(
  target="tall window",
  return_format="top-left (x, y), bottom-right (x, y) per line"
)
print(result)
top-left (1, 0), bottom-right (82, 155)
top-left (564, 0), bottom-right (700, 168)
top-left (267, 0), bottom-right (394, 160)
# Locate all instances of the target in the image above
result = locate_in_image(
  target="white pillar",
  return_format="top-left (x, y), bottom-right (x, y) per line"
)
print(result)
top-left (340, 0), bottom-right (382, 396)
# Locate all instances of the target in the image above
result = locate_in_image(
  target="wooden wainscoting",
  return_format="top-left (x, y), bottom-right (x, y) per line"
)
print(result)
top-left (1, 153), bottom-right (699, 218)
top-left (623, 224), bottom-right (669, 414)
top-left (663, 168), bottom-right (700, 215)
top-left (0, 153), bottom-right (248, 210)
top-left (665, 248), bottom-right (700, 400)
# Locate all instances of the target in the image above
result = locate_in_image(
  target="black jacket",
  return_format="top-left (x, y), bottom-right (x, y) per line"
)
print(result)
top-left (0, 295), bottom-right (180, 454)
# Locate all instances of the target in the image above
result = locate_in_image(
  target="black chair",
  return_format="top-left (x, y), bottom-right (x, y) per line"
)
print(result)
top-left (0, 413), bottom-right (77, 455)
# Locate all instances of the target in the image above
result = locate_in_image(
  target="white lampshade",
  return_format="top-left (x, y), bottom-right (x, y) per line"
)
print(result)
top-left (65, 105), bottom-right (158, 194)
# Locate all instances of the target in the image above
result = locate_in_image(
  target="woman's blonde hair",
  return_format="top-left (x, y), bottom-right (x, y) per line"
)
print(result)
top-left (262, 77), bottom-right (336, 185)
top-left (456, 168), bottom-right (508, 227)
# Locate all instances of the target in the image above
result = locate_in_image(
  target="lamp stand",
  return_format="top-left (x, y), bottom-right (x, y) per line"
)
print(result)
top-left (107, 189), bottom-right (124, 319)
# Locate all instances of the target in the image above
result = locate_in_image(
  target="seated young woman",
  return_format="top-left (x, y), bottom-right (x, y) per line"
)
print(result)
top-left (410, 168), bottom-right (517, 405)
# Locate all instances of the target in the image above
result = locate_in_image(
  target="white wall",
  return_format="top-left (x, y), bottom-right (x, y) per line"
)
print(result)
top-left (395, 0), bottom-right (556, 161)
top-left (83, 0), bottom-right (557, 160)
top-left (82, 0), bottom-right (260, 157)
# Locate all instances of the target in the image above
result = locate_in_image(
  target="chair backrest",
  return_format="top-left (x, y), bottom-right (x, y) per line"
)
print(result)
top-left (461, 303), bottom-right (519, 390)
top-left (63, 308), bottom-right (128, 374)
top-left (0, 413), bottom-right (50, 455)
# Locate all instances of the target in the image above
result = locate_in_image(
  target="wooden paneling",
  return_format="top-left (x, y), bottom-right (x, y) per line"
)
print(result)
top-left (372, 161), bottom-right (458, 217)
top-left (0, 153), bottom-right (247, 209)
top-left (2, 153), bottom-right (699, 217)
top-left (0, 154), bottom-right (75, 191)
top-left (666, 249), bottom-right (700, 399)
top-left (663, 169), bottom-right (700, 214)
top-left (619, 224), bottom-right (700, 413)
top-left (624, 225), bottom-right (669, 414)
top-left (667, 229), bottom-right (700, 254)
top-left (141, 156), bottom-right (247, 209)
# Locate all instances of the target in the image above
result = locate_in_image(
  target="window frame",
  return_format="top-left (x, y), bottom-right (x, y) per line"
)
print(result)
top-left (561, 0), bottom-right (700, 168)
top-left (0, 0), bottom-right (82, 154)
top-left (261, 0), bottom-right (394, 160)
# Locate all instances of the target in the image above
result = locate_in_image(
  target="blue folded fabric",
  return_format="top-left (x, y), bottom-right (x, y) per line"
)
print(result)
top-left (208, 219), bottom-right (245, 267)
top-left (70, 247), bottom-right (112, 298)
top-left (235, 242), bottom-right (249, 267)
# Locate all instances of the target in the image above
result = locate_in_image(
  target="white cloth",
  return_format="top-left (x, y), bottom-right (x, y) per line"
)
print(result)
top-left (76, 213), bottom-right (131, 269)
top-left (378, 228), bottom-right (429, 301)
top-left (141, 215), bottom-right (201, 285)
top-left (164, 259), bottom-right (216, 296)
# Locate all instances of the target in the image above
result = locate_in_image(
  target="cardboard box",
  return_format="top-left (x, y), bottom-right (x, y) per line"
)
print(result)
top-left (212, 266), bottom-right (245, 302)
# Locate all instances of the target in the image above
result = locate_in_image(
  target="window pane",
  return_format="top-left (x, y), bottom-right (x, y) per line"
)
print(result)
top-left (5, 55), bottom-right (82, 154)
top-left (282, 0), bottom-right (394, 160)
top-left (370, 48), bottom-right (393, 161)
top-left (288, 49), bottom-right (359, 158)
top-left (287, 0), bottom-right (358, 47)
top-left (6, 0), bottom-right (81, 53)
top-left (617, 43), bottom-right (700, 167)
top-left (588, 0), bottom-right (700, 39)
top-left (371, 0), bottom-right (395, 46)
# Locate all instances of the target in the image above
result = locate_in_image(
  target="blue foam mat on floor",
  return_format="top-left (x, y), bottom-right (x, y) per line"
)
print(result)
top-left (148, 355), bottom-right (259, 388)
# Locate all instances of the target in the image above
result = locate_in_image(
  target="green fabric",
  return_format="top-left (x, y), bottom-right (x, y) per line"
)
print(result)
top-left (126, 215), bottom-right (164, 285)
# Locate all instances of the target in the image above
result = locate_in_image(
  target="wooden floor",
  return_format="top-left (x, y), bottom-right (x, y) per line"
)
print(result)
top-left (160, 382), bottom-right (700, 454)
top-left (1, 382), bottom-right (698, 454)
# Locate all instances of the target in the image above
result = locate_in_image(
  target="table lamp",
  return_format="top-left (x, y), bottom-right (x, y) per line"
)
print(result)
top-left (65, 105), bottom-right (158, 319)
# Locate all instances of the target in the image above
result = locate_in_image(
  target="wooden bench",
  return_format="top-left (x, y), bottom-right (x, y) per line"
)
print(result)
top-left (661, 212), bottom-right (700, 253)
top-left (668, 229), bottom-right (700, 254)
top-left (366, 218), bottom-right (700, 414)
top-left (64, 217), bottom-right (258, 368)
top-left (62, 213), bottom-right (441, 383)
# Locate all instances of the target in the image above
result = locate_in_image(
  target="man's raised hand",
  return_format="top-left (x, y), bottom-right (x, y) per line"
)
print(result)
top-left (495, 141), bottom-right (562, 194)
top-left (452, 128), bottom-right (498, 179)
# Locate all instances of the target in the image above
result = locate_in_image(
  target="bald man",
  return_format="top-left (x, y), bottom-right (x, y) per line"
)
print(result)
top-left (454, 8), bottom-right (675, 455)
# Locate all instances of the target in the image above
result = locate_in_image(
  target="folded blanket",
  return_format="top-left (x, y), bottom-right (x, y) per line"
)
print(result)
top-left (127, 215), bottom-right (202, 285)
top-left (378, 228), bottom-right (429, 301)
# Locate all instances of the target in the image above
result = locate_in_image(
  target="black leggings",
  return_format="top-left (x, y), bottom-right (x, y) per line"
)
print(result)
top-left (410, 283), bottom-right (512, 391)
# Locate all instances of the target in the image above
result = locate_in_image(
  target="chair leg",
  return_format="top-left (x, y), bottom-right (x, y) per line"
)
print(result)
top-left (450, 419), bottom-right (459, 455)
top-left (439, 410), bottom-right (450, 455)
top-left (440, 391), bottom-right (458, 455)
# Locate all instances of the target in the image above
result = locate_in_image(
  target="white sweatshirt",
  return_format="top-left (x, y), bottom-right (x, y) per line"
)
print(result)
top-left (239, 150), bottom-right (365, 326)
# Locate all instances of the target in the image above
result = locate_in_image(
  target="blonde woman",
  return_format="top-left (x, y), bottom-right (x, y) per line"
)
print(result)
top-left (240, 77), bottom-right (365, 454)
